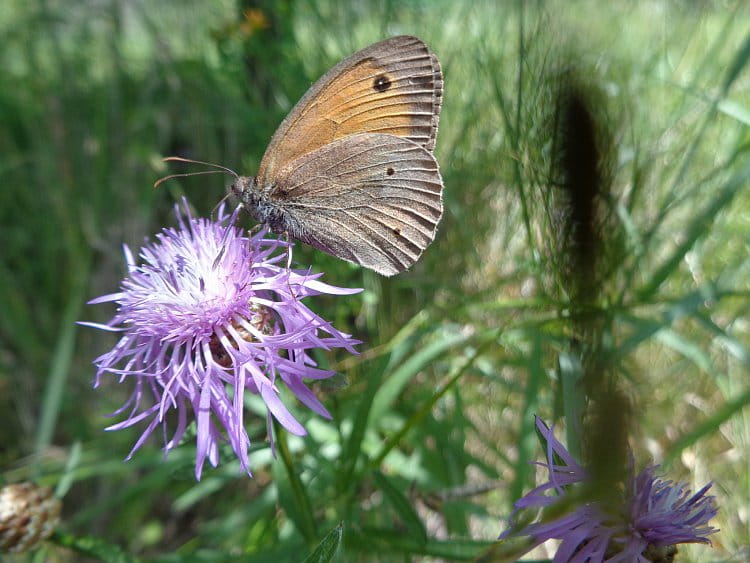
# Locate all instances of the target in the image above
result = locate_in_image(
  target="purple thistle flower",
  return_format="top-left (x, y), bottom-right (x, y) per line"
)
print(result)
top-left (501, 416), bottom-right (719, 562)
top-left (81, 200), bottom-right (361, 480)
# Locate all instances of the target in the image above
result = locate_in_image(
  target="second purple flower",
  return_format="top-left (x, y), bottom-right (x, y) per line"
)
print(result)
top-left (501, 416), bottom-right (719, 562)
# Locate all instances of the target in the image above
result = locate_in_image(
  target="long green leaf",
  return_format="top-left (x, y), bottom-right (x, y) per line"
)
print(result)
top-left (721, 29), bottom-right (750, 94)
top-left (638, 158), bottom-right (750, 299)
top-left (369, 329), bottom-right (473, 424)
top-left (347, 528), bottom-right (494, 560)
top-left (666, 386), bottom-right (750, 465)
top-left (302, 522), bottom-right (343, 563)
top-left (372, 471), bottom-right (427, 544)
top-left (510, 331), bottom-right (545, 504)
top-left (370, 329), bottom-right (499, 469)
top-left (35, 257), bottom-right (89, 457)
top-left (52, 532), bottom-right (135, 563)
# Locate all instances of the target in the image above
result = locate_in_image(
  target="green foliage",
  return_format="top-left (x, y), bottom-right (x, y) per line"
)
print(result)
top-left (2, 0), bottom-right (749, 560)
top-left (302, 522), bottom-right (343, 563)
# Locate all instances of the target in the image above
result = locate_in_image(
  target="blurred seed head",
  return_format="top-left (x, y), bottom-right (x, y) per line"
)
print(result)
top-left (0, 482), bottom-right (61, 553)
top-left (583, 383), bottom-right (632, 504)
top-left (551, 77), bottom-right (612, 303)
top-left (547, 65), bottom-right (631, 498)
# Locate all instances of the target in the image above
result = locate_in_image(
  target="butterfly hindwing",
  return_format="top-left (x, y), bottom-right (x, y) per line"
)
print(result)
top-left (268, 133), bottom-right (443, 276)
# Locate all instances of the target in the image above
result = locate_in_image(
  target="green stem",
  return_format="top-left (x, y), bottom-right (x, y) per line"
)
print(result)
top-left (274, 420), bottom-right (317, 544)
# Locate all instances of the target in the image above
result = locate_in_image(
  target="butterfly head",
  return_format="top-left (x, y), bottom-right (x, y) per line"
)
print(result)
top-left (229, 176), bottom-right (257, 200)
top-left (230, 176), bottom-right (273, 225)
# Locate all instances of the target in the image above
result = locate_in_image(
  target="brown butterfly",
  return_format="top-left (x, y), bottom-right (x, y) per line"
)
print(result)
top-left (166, 36), bottom-right (444, 276)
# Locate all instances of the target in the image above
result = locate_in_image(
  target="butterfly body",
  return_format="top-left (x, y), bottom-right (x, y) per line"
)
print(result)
top-left (229, 35), bottom-right (445, 276)
top-left (231, 176), bottom-right (298, 236)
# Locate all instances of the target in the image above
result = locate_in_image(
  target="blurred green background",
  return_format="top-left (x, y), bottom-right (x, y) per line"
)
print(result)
top-left (2, 0), bottom-right (750, 560)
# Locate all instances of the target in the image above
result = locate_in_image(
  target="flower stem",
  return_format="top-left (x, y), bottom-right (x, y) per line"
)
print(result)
top-left (274, 420), bottom-right (317, 544)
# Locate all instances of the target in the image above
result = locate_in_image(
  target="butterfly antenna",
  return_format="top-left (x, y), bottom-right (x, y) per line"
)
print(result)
top-left (163, 156), bottom-right (240, 179)
top-left (282, 231), bottom-right (298, 302)
top-left (154, 170), bottom-right (231, 188)
top-left (154, 156), bottom-right (240, 189)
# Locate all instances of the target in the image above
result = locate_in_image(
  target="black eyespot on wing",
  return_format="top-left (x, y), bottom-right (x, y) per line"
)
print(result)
top-left (373, 74), bottom-right (392, 92)
top-left (386, 167), bottom-right (395, 176)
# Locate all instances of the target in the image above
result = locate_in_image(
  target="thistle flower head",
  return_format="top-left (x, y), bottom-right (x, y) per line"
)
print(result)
top-left (501, 416), bottom-right (719, 562)
top-left (82, 200), bottom-right (360, 479)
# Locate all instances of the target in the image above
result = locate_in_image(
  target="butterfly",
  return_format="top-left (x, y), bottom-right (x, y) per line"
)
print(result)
top-left (164, 36), bottom-right (444, 276)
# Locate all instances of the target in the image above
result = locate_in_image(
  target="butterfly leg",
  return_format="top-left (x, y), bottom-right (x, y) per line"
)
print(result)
top-left (212, 204), bottom-right (243, 270)
top-left (282, 231), bottom-right (299, 302)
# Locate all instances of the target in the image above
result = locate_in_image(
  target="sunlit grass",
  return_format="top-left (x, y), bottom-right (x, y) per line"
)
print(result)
top-left (1, 0), bottom-right (748, 560)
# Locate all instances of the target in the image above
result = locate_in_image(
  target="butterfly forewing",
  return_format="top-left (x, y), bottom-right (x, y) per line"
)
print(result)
top-left (270, 133), bottom-right (443, 276)
top-left (256, 35), bottom-right (443, 186)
